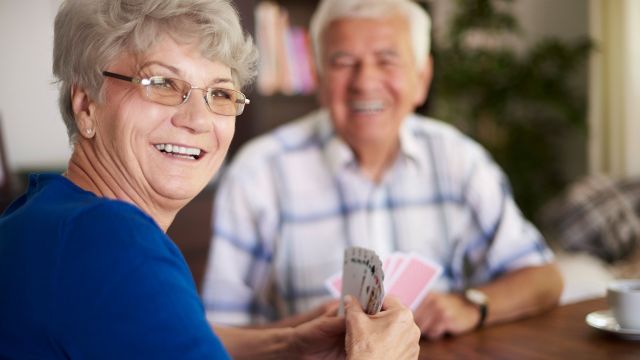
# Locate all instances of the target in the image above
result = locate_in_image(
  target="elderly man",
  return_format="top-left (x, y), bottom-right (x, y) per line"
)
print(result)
top-left (202, 0), bottom-right (562, 339)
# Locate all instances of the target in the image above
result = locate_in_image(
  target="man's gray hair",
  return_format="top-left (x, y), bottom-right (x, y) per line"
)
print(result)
top-left (309, 0), bottom-right (431, 74)
top-left (53, 0), bottom-right (258, 143)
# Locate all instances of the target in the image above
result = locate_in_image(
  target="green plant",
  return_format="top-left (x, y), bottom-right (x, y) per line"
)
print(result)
top-left (427, 0), bottom-right (592, 219)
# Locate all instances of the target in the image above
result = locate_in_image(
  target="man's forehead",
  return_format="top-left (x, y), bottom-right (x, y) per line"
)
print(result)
top-left (323, 17), bottom-right (410, 53)
top-left (325, 17), bottom-right (408, 40)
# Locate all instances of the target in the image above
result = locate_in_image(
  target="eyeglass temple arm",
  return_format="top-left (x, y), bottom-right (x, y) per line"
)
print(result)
top-left (102, 71), bottom-right (141, 84)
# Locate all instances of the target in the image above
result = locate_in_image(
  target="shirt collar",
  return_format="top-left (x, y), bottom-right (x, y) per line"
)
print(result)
top-left (317, 110), bottom-right (356, 175)
top-left (319, 111), bottom-right (426, 176)
top-left (398, 114), bottom-right (427, 165)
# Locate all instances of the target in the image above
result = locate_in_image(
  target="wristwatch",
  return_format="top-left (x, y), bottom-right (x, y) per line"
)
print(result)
top-left (464, 288), bottom-right (489, 329)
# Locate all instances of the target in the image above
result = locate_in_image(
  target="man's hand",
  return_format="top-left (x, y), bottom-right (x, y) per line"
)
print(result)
top-left (414, 265), bottom-right (564, 339)
top-left (345, 296), bottom-right (420, 360)
top-left (413, 292), bottom-right (479, 339)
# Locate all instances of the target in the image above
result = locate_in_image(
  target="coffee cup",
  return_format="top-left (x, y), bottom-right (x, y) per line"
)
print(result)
top-left (607, 279), bottom-right (640, 330)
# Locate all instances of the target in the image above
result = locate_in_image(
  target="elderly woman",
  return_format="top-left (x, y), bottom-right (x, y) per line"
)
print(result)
top-left (0, 0), bottom-right (420, 359)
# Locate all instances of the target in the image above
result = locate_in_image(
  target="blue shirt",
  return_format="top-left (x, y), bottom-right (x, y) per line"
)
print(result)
top-left (0, 174), bottom-right (230, 359)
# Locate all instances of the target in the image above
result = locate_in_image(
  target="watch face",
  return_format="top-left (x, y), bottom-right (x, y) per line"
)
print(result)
top-left (465, 289), bottom-right (488, 305)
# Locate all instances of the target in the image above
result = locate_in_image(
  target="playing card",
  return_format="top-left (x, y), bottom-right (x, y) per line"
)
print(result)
top-left (324, 272), bottom-right (342, 298)
top-left (326, 251), bottom-right (440, 313)
top-left (362, 250), bottom-right (384, 315)
top-left (385, 253), bottom-right (442, 310)
top-left (382, 252), bottom-right (406, 290)
top-left (338, 246), bottom-right (385, 315)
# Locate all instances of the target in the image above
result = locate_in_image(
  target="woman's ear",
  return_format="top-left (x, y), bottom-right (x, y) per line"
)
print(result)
top-left (414, 55), bottom-right (434, 106)
top-left (71, 84), bottom-right (97, 138)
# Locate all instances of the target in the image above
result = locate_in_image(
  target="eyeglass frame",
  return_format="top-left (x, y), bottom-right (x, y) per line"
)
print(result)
top-left (101, 71), bottom-right (250, 116)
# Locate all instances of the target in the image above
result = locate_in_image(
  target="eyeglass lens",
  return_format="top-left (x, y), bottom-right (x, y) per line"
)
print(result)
top-left (144, 77), bottom-right (245, 116)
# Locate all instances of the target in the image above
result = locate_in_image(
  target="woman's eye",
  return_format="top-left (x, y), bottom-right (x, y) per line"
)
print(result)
top-left (150, 78), bottom-right (176, 89)
top-left (211, 89), bottom-right (233, 99)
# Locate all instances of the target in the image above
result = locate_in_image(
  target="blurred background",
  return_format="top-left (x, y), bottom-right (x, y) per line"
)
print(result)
top-left (1, 0), bottom-right (639, 299)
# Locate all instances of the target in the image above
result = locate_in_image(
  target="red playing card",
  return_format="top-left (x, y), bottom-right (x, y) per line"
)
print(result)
top-left (383, 253), bottom-right (407, 290)
top-left (325, 272), bottom-right (342, 297)
top-left (386, 254), bottom-right (442, 310)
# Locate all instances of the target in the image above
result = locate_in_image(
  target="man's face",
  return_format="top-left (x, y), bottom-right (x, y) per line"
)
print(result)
top-left (318, 16), bottom-right (429, 156)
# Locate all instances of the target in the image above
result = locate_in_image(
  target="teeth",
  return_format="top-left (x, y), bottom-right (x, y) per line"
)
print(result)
top-left (154, 143), bottom-right (202, 158)
top-left (351, 100), bottom-right (384, 113)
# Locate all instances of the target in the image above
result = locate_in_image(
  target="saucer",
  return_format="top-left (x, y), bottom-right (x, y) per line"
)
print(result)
top-left (585, 310), bottom-right (640, 340)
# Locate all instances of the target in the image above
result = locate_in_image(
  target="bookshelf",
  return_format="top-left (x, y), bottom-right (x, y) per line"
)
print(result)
top-left (231, 0), bottom-right (320, 159)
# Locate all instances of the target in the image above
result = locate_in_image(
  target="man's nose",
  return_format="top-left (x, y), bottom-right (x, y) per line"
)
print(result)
top-left (350, 61), bottom-right (383, 92)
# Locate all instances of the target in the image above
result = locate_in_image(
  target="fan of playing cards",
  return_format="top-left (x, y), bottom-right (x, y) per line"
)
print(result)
top-left (337, 247), bottom-right (385, 315)
top-left (328, 247), bottom-right (442, 315)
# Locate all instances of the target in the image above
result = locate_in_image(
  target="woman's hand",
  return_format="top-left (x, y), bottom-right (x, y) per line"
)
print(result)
top-left (344, 295), bottom-right (420, 360)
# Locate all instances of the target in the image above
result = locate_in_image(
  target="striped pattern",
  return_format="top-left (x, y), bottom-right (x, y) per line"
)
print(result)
top-left (201, 110), bottom-right (554, 325)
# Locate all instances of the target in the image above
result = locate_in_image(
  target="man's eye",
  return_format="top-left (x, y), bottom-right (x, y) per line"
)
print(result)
top-left (332, 60), bottom-right (356, 68)
top-left (378, 55), bottom-right (400, 67)
top-left (329, 54), bottom-right (357, 68)
top-left (379, 59), bottom-right (398, 67)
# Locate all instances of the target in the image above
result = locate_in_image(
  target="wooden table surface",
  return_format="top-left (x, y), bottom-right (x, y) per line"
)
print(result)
top-left (419, 298), bottom-right (640, 359)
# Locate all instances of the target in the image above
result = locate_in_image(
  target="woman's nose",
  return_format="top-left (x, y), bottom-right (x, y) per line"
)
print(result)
top-left (171, 89), bottom-right (215, 133)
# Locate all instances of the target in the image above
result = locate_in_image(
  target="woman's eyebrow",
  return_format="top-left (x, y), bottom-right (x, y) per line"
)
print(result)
top-left (140, 61), bottom-right (233, 85)
top-left (139, 61), bottom-right (181, 76)
top-left (210, 78), bottom-right (233, 86)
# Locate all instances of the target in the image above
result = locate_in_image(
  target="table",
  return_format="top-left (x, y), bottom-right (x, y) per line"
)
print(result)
top-left (419, 298), bottom-right (640, 359)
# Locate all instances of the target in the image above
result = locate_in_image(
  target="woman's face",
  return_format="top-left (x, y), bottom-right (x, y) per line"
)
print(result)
top-left (92, 36), bottom-right (235, 205)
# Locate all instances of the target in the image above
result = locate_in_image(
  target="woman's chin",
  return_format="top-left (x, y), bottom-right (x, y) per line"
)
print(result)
top-left (152, 178), bottom-right (206, 205)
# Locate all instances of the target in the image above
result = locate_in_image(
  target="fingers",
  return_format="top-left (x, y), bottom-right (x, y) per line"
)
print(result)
top-left (323, 299), bottom-right (341, 316)
top-left (311, 314), bottom-right (347, 337)
top-left (413, 292), bottom-right (478, 339)
top-left (344, 294), bottom-right (420, 359)
top-left (414, 293), bottom-right (450, 338)
top-left (423, 319), bottom-right (447, 340)
top-left (380, 295), bottom-right (404, 311)
top-left (414, 295), bottom-right (437, 335)
top-left (343, 295), bottom-right (364, 314)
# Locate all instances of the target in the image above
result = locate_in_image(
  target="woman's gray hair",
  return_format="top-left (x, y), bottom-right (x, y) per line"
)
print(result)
top-left (309, 0), bottom-right (431, 74)
top-left (53, 0), bottom-right (258, 143)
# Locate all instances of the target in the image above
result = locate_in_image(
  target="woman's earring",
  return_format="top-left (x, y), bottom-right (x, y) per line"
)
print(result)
top-left (85, 128), bottom-right (94, 137)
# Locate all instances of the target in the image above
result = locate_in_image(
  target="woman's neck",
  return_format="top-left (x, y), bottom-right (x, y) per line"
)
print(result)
top-left (64, 143), bottom-right (179, 232)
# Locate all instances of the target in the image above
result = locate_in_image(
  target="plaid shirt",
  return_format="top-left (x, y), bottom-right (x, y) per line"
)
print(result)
top-left (202, 110), bottom-right (554, 325)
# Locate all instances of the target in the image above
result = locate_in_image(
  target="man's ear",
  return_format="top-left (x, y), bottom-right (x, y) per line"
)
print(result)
top-left (414, 55), bottom-right (434, 106)
top-left (316, 76), bottom-right (327, 107)
top-left (71, 84), bottom-right (97, 138)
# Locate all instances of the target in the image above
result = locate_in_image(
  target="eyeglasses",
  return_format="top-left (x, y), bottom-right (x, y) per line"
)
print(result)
top-left (102, 71), bottom-right (250, 116)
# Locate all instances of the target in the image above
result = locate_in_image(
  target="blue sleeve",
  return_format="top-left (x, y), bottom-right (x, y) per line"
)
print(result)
top-left (50, 202), bottom-right (230, 359)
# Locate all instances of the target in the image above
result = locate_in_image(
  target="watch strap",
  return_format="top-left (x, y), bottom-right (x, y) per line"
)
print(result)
top-left (464, 288), bottom-right (489, 329)
top-left (475, 301), bottom-right (488, 329)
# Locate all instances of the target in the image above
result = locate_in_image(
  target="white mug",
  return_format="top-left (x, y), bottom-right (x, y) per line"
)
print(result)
top-left (607, 279), bottom-right (640, 330)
